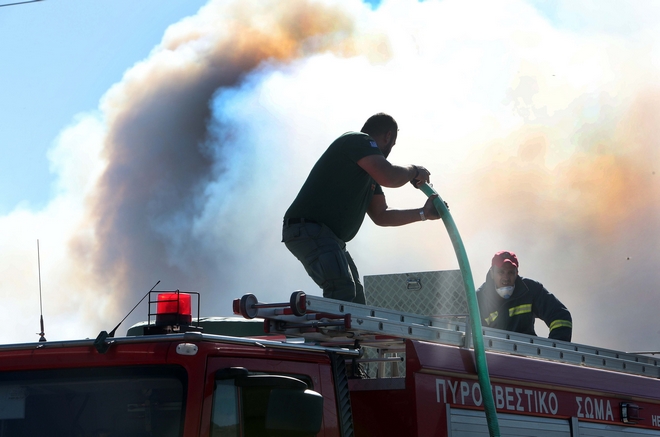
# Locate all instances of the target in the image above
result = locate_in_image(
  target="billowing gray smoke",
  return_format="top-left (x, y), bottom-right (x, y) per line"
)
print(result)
top-left (68, 0), bottom-right (375, 322)
top-left (3, 0), bottom-right (658, 352)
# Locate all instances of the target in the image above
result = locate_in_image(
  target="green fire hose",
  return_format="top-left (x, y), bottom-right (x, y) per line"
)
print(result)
top-left (420, 183), bottom-right (500, 437)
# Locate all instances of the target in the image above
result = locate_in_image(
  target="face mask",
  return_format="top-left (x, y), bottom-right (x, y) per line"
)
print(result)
top-left (496, 286), bottom-right (514, 299)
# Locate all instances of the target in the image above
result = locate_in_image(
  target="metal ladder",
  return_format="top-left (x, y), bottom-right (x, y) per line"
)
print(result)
top-left (235, 291), bottom-right (466, 343)
top-left (233, 291), bottom-right (660, 379)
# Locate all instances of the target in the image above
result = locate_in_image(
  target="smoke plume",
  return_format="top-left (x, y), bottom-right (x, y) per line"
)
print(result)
top-left (1, 0), bottom-right (659, 353)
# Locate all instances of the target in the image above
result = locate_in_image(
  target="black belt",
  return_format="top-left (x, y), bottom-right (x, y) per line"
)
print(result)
top-left (284, 218), bottom-right (318, 226)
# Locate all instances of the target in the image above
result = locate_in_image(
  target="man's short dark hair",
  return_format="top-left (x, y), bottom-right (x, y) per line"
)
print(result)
top-left (361, 113), bottom-right (398, 137)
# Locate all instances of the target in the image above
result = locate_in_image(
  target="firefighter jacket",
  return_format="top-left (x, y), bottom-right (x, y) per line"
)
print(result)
top-left (476, 271), bottom-right (573, 342)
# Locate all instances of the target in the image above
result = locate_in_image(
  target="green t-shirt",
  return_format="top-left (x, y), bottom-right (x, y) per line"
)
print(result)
top-left (284, 132), bottom-right (384, 242)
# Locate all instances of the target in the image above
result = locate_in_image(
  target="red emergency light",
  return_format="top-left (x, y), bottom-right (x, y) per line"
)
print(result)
top-left (155, 292), bottom-right (192, 326)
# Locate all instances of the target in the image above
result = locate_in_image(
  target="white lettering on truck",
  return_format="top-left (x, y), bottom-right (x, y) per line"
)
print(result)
top-left (461, 381), bottom-right (470, 404)
top-left (472, 381), bottom-right (482, 406)
top-left (576, 396), bottom-right (614, 421)
top-left (436, 379), bottom-right (624, 421)
top-left (435, 378), bottom-right (559, 415)
top-left (448, 380), bottom-right (459, 403)
top-left (515, 388), bottom-right (524, 412)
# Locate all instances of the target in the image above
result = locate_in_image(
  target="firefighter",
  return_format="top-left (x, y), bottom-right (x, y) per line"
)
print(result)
top-left (476, 250), bottom-right (573, 342)
top-left (282, 113), bottom-right (441, 304)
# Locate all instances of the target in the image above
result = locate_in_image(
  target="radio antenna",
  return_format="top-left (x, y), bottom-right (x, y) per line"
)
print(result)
top-left (37, 239), bottom-right (46, 342)
top-left (93, 280), bottom-right (160, 354)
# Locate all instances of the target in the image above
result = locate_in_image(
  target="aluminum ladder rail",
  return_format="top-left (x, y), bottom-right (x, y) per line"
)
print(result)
top-left (234, 292), bottom-right (660, 379)
top-left (481, 326), bottom-right (660, 378)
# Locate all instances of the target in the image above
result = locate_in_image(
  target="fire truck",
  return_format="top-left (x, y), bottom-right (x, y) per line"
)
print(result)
top-left (3, 186), bottom-right (659, 436)
top-left (1, 286), bottom-right (659, 437)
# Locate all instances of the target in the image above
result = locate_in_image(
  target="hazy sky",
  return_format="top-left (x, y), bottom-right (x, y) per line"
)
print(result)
top-left (1, 0), bottom-right (658, 354)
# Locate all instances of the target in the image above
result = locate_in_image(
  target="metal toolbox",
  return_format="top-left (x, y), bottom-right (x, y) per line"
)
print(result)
top-left (363, 269), bottom-right (468, 320)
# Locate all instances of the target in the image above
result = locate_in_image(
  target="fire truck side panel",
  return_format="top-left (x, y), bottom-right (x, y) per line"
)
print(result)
top-left (349, 378), bottom-right (415, 436)
top-left (406, 339), bottom-right (660, 435)
top-left (413, 373), bottom-right (450, 437)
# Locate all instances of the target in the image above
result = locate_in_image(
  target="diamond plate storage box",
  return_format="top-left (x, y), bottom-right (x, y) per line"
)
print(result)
top-left (364, 269), bottom-right (468, 319)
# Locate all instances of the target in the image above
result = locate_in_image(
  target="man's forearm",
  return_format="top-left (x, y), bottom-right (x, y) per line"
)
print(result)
top-left (370, 207), bottom-right (426, 227)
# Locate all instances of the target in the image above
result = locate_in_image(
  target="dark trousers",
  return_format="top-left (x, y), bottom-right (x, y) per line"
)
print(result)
top-left (282, 221), bottom-right (366, 304)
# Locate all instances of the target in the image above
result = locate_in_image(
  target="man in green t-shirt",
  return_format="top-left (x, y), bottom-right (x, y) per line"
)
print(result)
top-left (282, 113), bottom-right (441, 304)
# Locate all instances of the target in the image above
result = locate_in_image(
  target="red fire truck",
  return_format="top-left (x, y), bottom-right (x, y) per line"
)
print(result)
top-left (1, 288), bottom-right (659, 437)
